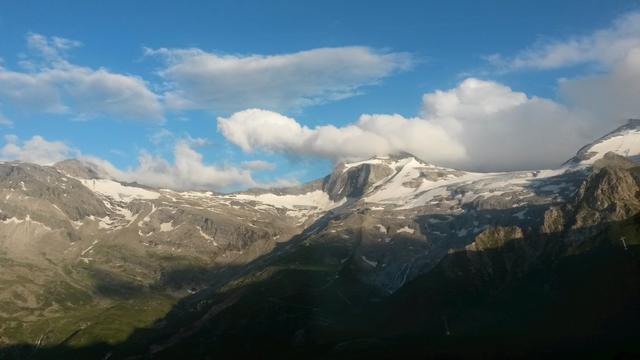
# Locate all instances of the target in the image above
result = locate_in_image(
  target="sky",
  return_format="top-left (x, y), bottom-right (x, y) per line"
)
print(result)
top-left (1, 0), bottom-right (640, 191)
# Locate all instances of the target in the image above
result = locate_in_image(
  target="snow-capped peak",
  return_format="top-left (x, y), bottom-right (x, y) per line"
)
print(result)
top-left (568, 119), bottom-right (640, 165)
top-left (340, 154), bottom-right (416, 172)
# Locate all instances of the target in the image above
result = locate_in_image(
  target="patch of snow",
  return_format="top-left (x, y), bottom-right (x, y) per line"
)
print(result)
top-left (364, 157), bottom-right (489, 209)
top-left (396, 226), bottom-right (415, 234)
top-left (81, 240), bottom-right (98, 256)
top-left (71, 220), bottom-right (84, 229)
top-left (230, 190), bottom-right (339, 210)
top-left (79, 178), bottom-right (160, 202)
top-left (138, 230), bottom-right (153, 237)
top-left (375, 224), bottom-right (387, 234)
top-left (1, 217), bottom-right (24, 225)
top-left (198, 227), bottom-right (218, 245)
top-left (0, 215), bottom-right (52, 231)
top-left (98, 217), bottom-right (114, 229)
top-left (361, 255), bottom-right (378, 267)
top-left (160, 222), bottom-right (174, 232)
top-left (579, 129), bottom-right (640, 164)
top-left (342, 157), bottom-right (395, 172)
top-left (51, 204), bottom-right (66, 216)
top-left (513, 209), bottom-right (528, 220)
top-left (227, 190), bottom-right (345, 221)
top-left (138, 203), bottom-right (156, 226)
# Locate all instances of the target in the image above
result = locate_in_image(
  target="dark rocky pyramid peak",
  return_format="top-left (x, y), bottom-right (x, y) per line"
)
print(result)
top-left (324, 159), bottom-right (396, 201)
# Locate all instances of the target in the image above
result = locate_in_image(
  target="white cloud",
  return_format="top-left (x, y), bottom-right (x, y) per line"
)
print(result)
top-left (482, 10), bottom-right (640, 140)
top-left (488, 11), bottom-right (640, 70)
top-left (218, 78), bottom-right (614, 171)
top-left (241, 160), bottom-right (276, 171)
top-left (218, 109), bottom-right (310, 152)
top-left (558, 48), bottom-right (640, 123)
top-left (115, 141), bottom-right (256, 191)
top-left (421, 78), bottom-right (527, 120)
top-left (421, 79), bottom-right (598, 170)
top-left (147, 46), bottom-right (412, 112)
top-left (218, 108), bottom-right (466, 166)
top-left (23, 32), bottom-right (82, 67)
top-left (0, 134), bottom-right (76, 165)
top-left (80, 142), bottom-right (257, 191)
top-left (0, 33), bottom-right (163, 121)
top-left (0, 134), bottom-right (272, 191)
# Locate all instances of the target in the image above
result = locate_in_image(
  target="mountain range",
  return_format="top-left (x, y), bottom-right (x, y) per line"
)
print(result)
top-left (1, 120), bottom-right (639, 359)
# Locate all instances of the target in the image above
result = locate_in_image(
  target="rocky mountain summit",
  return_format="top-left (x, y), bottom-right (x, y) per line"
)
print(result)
top-left (0, 120), bottom-right (639, 358)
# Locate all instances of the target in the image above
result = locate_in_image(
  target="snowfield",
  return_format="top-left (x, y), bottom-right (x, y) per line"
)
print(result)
top-left (80, 179), bottom-right (160, 202)
top-left (229, 190), bottom-right (338, 210)
top-left (577, 128), bottom-right (640, 164)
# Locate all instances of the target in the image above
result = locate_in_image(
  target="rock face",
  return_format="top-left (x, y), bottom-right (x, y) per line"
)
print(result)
top-left (466, 225), bottom-right (524, 252)
top-left (592, 152), bottom-right (638, 170)
top-left (0, 161), bottom-right (109, 222)
top-left (458, 225), bottom-right (534, 282)
top-left (323, 160), bottom-right (395, 200)
top-left (573, 166), bottom-right (640, 228)
top-left (0, 120), bottom-right (639, 351)
top-left (540, 206), bottom-right (565, 234)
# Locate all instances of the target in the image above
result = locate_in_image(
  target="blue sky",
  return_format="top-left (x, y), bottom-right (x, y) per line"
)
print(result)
top-left (1, 0), bottom-right (640, 191)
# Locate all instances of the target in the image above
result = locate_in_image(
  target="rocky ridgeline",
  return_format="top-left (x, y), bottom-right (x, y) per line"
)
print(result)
top-left (0, 120), bottom-right (639, 348)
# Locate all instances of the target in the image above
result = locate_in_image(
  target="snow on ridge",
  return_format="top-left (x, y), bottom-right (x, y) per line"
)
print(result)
top-left (365, 157), bottom-right (481, 205)
top-left (366, 161), bottom-right (572, 210)
top-left (160, 222), bottom-right (174, 232)
top-left (396, 226), bottom-right (415, 234)
top-left (375, 224), bottom-right (387, 234)
top-left (0, 215), bottom-right (52, 231)
top-left (1, 217), bottom-right (25, 225)
top-left (578, 129), bottom-right (640, 165)
top-left (341, 156), bottom-right (415, 173)
top-left (80, 179), bottom-right (160, 202)
top-left (228, 190), bottom-right (343, 212)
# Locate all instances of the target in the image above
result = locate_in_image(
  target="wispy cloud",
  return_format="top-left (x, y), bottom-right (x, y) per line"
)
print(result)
top-left (0, 33), bottom-right (163, 121)
top-left (114, 140), bottom-right (257, 190)
top-left (0, 134), bottom-right (77, 165)
top-left (484, 10), bottom-right (640, 125)
top-left (241, 159), bottom-right (276, 171)
top-left (487, 11), bottom-right (640, 70)
top-left (146, 46), bottom-right (413, 112)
